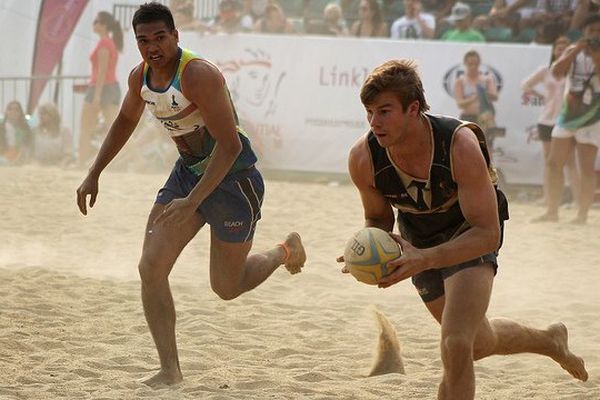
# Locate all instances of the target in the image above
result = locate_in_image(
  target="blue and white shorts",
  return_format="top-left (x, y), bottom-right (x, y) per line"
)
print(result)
top-left (156, 158), bottom-right (264, 243)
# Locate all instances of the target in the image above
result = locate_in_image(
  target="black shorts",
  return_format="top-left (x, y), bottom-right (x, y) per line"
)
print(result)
top-left (411, 253), bottom-right (498, 303)
top-left (84, 83), bottom-right (121, 106)
top-left (537, 124), bottom-right (554, 142)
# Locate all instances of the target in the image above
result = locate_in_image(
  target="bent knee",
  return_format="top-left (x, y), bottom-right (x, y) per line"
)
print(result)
top-left (473, 332), bottom-right (497, 360)
top-left (210, 282), bottom-right (242, 301)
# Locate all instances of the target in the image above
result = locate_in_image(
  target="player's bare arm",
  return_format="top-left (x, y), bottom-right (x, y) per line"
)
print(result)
top-left (339, 136), bottom-right (395, 271)
top-left (77, 65), bottom-right (146, 215)
top-left (425, 126), bottom-right (500, 267)
top-left (348, 135), bottom-right (395, 232)
top-left (154, 60), bottom-right (242, 226)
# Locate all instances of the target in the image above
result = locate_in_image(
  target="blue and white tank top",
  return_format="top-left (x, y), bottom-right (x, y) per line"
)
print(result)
top-left (140, 47), bottom-right (257, 175)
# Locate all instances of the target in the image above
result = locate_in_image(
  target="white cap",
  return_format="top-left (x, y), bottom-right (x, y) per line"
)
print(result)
top-left (446, 2), bottom-right (471, 22)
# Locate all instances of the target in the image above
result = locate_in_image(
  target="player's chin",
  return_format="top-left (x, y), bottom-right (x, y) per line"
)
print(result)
top-left (374, 134), bottom-right (391, 147)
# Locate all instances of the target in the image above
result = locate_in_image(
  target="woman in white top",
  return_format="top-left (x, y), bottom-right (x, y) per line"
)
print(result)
top-left (522, 36), bottom-right (580, 207)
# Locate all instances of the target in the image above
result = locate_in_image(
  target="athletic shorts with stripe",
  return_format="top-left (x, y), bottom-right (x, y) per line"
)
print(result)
top-left (155, 158), bottom-right (264, 243)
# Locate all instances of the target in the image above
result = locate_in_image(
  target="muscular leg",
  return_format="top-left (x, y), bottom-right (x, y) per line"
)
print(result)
top-left (138, 204), bottom-right (204, 387)
top-left (436, 266), bottom-right (494, 400)
top-left (571, 143), bottom-right (598, 224)
top-left (422, 266), bottom-right (588, 400)
top-left (208, 231), bottom-right (306, 300)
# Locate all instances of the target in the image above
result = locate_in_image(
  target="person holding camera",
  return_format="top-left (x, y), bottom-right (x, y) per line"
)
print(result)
top-left (533, 14), bottom-right (600, 224)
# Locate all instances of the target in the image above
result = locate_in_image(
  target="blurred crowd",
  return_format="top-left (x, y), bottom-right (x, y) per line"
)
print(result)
top-left (170, 0), bottom-right (600, 44)
top-left (0, 100), bottom-right (177, 173)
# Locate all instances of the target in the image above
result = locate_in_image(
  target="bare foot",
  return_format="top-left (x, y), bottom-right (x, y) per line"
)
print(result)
top-left (281, 232), bottom-right (306, 274)
top-left (140, 369), bottom-right (183, 388)
top-left (548, 323), bottom-right (588, 382)
top-left (531, 213), bottom-right (558, 223)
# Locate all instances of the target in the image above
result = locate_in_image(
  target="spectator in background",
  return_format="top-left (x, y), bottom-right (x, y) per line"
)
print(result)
top-left (571, 0), bottom-right (600, 31)
top-left (489, 0), bottom-right (541, 26)
top-left (524, 0), bottom-right (577, 37)
top-left (240, 0), bottom-right (268, 28)
top-left (453, 50), bottom-right (499, 146)
top-left (78, 11), bottom-right (123, 166)
top-left (254, 2), bottom-right (296, 34)
top-left (350, 0), bottom-right (389, 37)
top-left (170, 0), bottom-right (205, 31)
top-left (306, 2), bottom-right (350, 36)
top-left (441, 2), bottom-right (486, 41)
top-left (31, 102), bottom-right (74, 167)
top-left (323, 3), bottom-right (350, 36)
top-left (210, 0), bottom-right (249, 33)
top-left (534, 15), bottom-right (600, 225)
top-left (521, 37), bottom-right (580, 208)
top-left (422, 0), bottom-right (457, 25)
top-left (390, 0), bottom-right (436, 39)
top-left (0, 101), bottom-right (32, 165)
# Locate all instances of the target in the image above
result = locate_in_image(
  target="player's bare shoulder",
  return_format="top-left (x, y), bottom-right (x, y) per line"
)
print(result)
top-left (452, 125), bottom-right (483, 157)
top-left (181, 58), bottom-right (223, 94)
top-left (451, 125), bottom-right (489, 183)
top-left (348, 133), bottom-right (374, 187)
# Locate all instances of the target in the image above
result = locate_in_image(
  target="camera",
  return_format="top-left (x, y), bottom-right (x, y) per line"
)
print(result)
top-left (586, 37), bottom-right (600, 50)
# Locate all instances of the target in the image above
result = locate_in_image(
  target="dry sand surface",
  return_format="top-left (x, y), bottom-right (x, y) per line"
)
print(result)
top-left (1, 165), bottom-right (599, 399)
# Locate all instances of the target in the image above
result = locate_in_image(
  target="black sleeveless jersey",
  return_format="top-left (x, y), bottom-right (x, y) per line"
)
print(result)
top-left (367, 114), bottom-right (509, 249)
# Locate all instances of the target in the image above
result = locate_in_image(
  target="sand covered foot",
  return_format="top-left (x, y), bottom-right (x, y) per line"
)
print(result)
top-left (140, 369), bottom-right (183, 388)
top-left (281, 232), bottom-right (306, 275)
top-left (548, 323), bottom-right (588, 382)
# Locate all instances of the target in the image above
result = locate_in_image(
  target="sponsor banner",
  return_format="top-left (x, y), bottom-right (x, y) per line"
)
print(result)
top-left (28, 0), bottom-right (89, 114)
top-left (170, 33), bottom-right (551, 184)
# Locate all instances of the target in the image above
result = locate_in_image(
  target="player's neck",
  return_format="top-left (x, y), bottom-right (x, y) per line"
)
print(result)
top-left (388, 115), bottom-right (431, 161)
top-left (147, 55), bottom-right (180, 89)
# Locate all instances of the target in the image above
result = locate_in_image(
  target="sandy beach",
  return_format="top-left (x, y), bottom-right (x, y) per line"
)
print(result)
top-left (0, 164), bottom-right (599, 399)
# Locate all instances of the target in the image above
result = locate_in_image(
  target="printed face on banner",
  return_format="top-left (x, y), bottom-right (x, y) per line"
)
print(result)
top-left (218, 49), bottom-right (288, 157)
top-left (219, 49), bottom-right (286, 118)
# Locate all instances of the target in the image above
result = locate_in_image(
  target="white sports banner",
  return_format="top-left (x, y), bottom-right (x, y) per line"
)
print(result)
top-left (124, 33), bottom-right (552, 185)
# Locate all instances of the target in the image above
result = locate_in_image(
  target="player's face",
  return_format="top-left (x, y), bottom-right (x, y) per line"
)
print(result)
top-left (135, 21), bottom-right (179, 69)
top-left (365, 92), bottom-right (417, 147)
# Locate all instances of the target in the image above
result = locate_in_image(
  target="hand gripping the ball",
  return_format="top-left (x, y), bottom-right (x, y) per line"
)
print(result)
top-left (377, 233), bottom-right (430, 288)
top-left (342, 227), bottom-right (402, 285)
